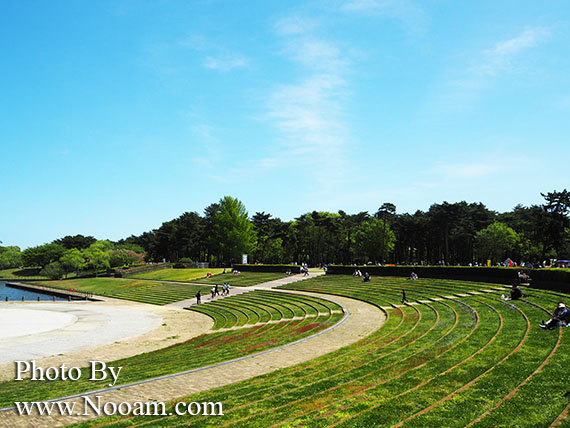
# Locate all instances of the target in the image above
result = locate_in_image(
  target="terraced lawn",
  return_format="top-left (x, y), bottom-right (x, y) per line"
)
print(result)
top-left (189, 290), bottom-right (344, 329)
top-left (67, 274), bottom-right (570, 427)
top-left (38, 278), bottom-right (211, 305)
top-left (192, 271), bottom-right (292, 287)
top-left (0, 292), bottom-right (343, 408)
top-left (129, 267), bottom-right (224, 282)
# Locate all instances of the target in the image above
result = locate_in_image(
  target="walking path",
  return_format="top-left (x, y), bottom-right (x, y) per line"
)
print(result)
top-left (166, 270), bottom-right (326, 308)
top-left (0, 271), bottom-right (386, 427)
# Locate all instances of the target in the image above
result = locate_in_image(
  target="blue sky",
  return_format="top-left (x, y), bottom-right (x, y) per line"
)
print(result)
top-left (2, 0), bottom-right (569, 249)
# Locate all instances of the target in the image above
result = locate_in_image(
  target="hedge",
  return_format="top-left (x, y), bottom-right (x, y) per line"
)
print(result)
top-left (233, 264), bottom-right (302, 274)
top-left (326, 265), bottom-right (570, 292)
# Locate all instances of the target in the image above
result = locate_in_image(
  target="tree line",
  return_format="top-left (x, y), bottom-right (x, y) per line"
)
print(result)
top-left (1, 191), bottom-right (569, 272)
top-left (123, 191), bottom-right (570, 266)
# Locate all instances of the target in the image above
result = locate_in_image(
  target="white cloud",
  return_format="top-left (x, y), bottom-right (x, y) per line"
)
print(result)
top-left (274, 16), bottom-right (318, 36)
top-left (476, 27), bottom-right (549, 77)
top-left (179, 34), bottom-right (207, 51)
top-left (203, 54), bottom-right (248, 72)
top-left (264, 15), bottom-right (354, 191)
top-left (341, 0), bottom-right (426, 32)
top-left (268, 73), bottom-right (347, 154)
top-left (285, 39), bottom-right (346, 71)
top-left (449, 27), bottom-right (549, 93)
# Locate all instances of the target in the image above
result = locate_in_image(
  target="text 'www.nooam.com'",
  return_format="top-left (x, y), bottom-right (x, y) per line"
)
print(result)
top-left (14, 396), bottom-right (223, 417)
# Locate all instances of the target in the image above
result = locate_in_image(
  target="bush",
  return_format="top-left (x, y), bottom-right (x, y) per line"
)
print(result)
top-left (40, 262), bottom-right (65, 280)
top-left (179, 257), bottom-right (194, 264)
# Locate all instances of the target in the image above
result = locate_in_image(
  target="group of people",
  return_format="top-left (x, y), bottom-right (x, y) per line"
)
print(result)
top-left (500, 281), bottom-right (568, 331)
top-left (407, 272), bottom-right (418, 280)
top-left (211, 283), bottom-right (231, 298)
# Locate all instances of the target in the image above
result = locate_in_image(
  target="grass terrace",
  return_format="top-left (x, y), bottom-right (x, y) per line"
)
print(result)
top-left (38, 277), bottom-right (211, 305)
top-left (68, 274), bottom-right (570, 427)
top-left (193, 271), bottom-right (292, 287)
top-left (189, 290), bottom-right (344, 329)
top-left (0, 291), bottom-right (342, 408)
top-left (129, 267), bottom-right (225, 282)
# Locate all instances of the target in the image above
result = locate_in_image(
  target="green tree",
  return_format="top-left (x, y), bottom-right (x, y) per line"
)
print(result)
top-left (375, 203), bottom-right (396, 263)
top-left (539, 189), bottom-right (570, 260)
top-left (474, 222), bottom-right (520, 264)
top-left (41, 262), bottom-right (64, 280)
top-left (60, 248), bottom-right (84, 278)
top-left (213, 196), bottom-right (256, 265)
top-left (82, 241), bottom-right (112, 275)
top-left (22, 243), bottom-right (65, 268)
top-left (0, 246), bottom-right (23, 270)
top-left (353, 218), bottom-right (395, 263)
top-left (53, 235), bottom-right (96, 250)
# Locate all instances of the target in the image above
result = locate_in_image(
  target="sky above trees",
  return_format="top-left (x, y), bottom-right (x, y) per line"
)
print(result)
top-left (2, 1), bottom-right (569, 249)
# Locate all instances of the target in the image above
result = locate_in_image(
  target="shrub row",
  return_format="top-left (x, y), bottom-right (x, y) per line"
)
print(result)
top-left (233, 264), bottom-right (301, 273)
top-left (325, 265), bottom-right (570, 292)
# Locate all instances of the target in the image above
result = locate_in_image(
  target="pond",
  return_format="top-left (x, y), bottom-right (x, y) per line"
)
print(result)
top-left (0, 281), bottom-right (68, 302)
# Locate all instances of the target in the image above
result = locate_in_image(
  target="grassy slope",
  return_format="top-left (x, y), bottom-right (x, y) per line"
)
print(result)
top-left (193, 271), bottom-right (290, 287)
top-left (39, 277), bottom-right (211, 305)
top-left (0, 267), bottom-right (47, 280)
top-left (67, 275), bottom-right (570, 428)
top-left (129, 268), bottom-right (225, 282)
top-left (0, 293), bottom-right (342, 407)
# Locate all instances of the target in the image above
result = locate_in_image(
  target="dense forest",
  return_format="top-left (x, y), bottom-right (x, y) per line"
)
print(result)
top-left (2, 191), bottom-right (569, 274)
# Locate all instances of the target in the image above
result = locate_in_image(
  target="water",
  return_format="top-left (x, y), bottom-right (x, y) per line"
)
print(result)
top-left (0, 281), bottom-right (68, 302)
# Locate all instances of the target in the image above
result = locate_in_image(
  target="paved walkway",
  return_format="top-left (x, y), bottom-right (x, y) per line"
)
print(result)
top-left (0, 271), bottom-right (386, 427)
top-left (167, 270), bottom-right (326, 308)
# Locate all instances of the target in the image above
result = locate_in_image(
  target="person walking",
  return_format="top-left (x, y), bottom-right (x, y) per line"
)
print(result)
top-left (195, 290), bottom-right (201, 305)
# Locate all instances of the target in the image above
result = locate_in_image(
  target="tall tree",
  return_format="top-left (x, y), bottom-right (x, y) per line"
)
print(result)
top-left (540, 189), bottom-right (570, 261)
top-left (22, 243), bottom-right (65, 268)
top-left (474, 222), bottom-right (521, 264)
top-left (53, 235), bottom-right (96, 250)
top-left (353, 218), bottom-right (395, 263)
top-left (213, 196), bottom-right (256, 265)
top-left (0, 246), bottom-right (23, 270)
top-left (375, 203), bottom-right (396, 263)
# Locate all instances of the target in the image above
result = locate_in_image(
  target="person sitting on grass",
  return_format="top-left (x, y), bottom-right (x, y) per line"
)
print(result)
top-left (540, 302), bottom-right (570, 329)
top-left (501, 283), bottom-right (523, 301)
top-left (407, 272), bottom-right (418, 280)
top-left (511, 283), bottom-right (523, 300)
top-left (362, 272), bottom-right (371, 282)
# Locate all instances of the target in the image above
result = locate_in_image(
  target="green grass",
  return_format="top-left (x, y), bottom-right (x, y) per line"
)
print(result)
top-left (38, 277), bottom-right (211, 305)
top-left (65, 275), bottom-right (570, 428)
top-left (0, 292), bottom-right (343, 408)
top-left (129, 268), bottom-right (225, 282)
top-left (189, 290), bottom-right (344, 329)
top-left (193, 271), bottom-right (291, 287)
top-left (0, 267), bottom-right (47, 280)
